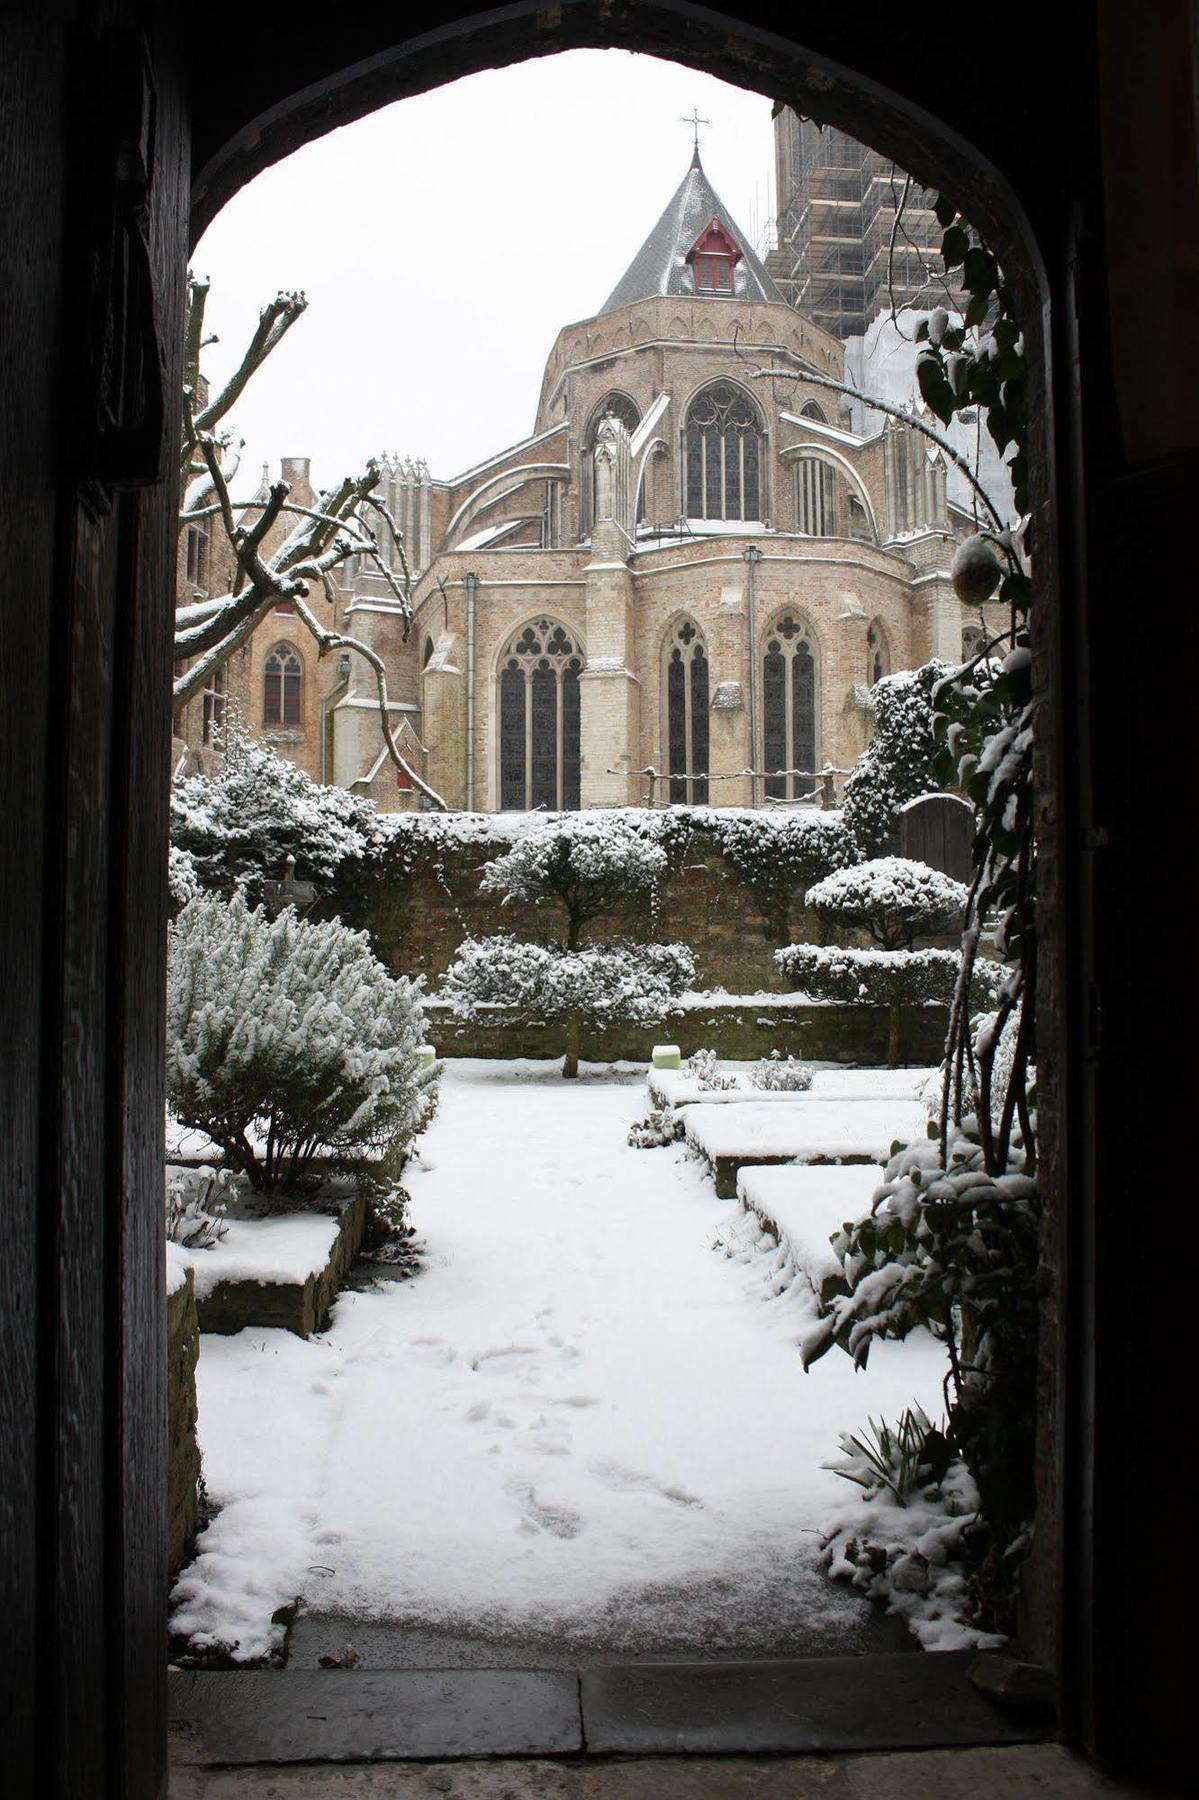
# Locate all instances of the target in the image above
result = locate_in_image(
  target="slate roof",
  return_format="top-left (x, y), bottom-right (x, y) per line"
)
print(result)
top-left (599, 148), bottom-right (786, 315)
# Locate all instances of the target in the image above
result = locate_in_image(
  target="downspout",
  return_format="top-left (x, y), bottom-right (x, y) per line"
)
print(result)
top-left (744, 544), bottom-right (762, 807)
top-left (320, 653), bottom-right (351, 785)
top-left (465, 571), bottom-right (477, 811)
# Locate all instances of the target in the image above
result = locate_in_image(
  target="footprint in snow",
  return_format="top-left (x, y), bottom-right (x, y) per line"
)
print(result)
top-left (470, 1345), bottom-right (538, 1371)
top-left (506, 1481), bottom-right (583, 1539)
top-left (513, 1426), bottom-right (572, 1457)
top-left (408, 1337), bottom-right (457, 1367)
top-left (589, 1460), bottom-right (703, 1508)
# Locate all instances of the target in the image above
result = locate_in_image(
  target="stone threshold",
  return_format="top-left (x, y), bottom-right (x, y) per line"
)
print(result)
top-left (168, 1651), bottom-right (1051, 1766)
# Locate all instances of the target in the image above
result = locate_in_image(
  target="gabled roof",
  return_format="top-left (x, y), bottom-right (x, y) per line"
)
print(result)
top-left (599, 147), bottom-right (785, 315)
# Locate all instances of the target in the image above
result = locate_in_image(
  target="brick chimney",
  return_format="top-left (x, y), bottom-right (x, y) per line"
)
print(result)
top-left (280, 456), bottom-right (313, 505)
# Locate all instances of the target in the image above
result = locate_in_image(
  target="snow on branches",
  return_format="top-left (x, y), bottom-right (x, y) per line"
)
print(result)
top-left (805, 857), bottom-right (968, 950)
top-left (443, 935), bottom-right (694, 1029)
top-left (171, 722), bottom-right (378, 899)
top-left (167, 890), bottom-right (435, 1192)
top-left (775, 943), bottom-right (1003, 1012)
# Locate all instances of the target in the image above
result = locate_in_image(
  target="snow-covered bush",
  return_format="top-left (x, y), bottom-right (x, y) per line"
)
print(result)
top-left (748, 1052), bottom-right (813, 1092)
top-left (803, 1119), bottom-right (1040, 1595)
top-left (478, 812), bottom-right (666, 944)
top-left (171, 723), bottom-right (379, 900)
top-left (841, 664), bottom-right (951, 855)
top-left (776, 945), bottom-right (1003, 1067)
top-left (627, 1106), bottom-right (685, 1149)
top-left (777, 943), bottom-right (1003, 1009)
top-left (167, 891), bottom-right (435, 1191)
top-left (361, 1185), bottom-right (419, 1268)
top-left (685, 1047), bottom-right (737, 1091)
top-left (165, 1165), bottom-right (232, 1248)
top-left (169, 844), bottom-right (201, 909)
top-left (805, 857), bottom-right (968, 951)
top-left (442, 934), bottom-right (695, 1078)
top-left (700, 809), bottom-right (859, 942)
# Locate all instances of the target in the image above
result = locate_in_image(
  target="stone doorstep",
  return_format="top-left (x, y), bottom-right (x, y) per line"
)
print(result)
top-left (168, 1652), bottom-right (1050, 1767)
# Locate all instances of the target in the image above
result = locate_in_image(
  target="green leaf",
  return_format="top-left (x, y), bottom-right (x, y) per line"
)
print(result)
top-left (771, 98), bottom-right (786, 118)
top-left (965, 292), bottom-right (989, 328)
top-left (933, 194), bottom-right (957, 228)
top-left (916, 355), bottom-right (956, 424)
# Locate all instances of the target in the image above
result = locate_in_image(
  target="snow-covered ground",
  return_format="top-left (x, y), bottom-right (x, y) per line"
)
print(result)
top-left (171, 1059), bottom-right (947, 1663)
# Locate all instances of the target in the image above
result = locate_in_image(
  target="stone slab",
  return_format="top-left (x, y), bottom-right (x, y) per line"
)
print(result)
top-left (169, 1668), bottom-right (581, 1762)
top-left (579, 1652), bottom-right (1045, 1756)
top-left (168, 1744), bottom-right (1143, 1798)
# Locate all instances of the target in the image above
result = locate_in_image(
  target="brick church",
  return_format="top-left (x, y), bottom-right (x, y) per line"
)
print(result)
top-left (178, 147), bottom-right (994, 812)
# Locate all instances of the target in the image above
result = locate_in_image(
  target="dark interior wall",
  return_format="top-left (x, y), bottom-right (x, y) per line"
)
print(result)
top-left (1, 2), bottom-right (1194, 1793)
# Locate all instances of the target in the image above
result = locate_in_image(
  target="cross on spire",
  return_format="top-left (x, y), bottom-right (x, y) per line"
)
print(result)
top-left (681, 107), bottom-right (711, 156)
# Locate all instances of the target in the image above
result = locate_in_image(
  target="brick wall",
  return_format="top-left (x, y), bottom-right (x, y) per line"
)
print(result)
top-left (338, 827), bottom-right (832, 993)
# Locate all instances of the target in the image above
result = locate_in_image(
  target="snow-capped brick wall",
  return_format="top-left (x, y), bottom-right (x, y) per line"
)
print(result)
top-left (341, 825), bottom-right (837, 993)
top-left (190, 1194), bottom-right (368, 1339)
top-left (167, 1255), bottom-right (201, 1578)
top-left (421, 995), bottom-right (950, 1066)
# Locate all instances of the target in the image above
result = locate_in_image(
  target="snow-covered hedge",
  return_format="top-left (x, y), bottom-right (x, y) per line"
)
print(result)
top-left (775, 943), bottom-right (1004, 1010)
top-left (682, 809), bottom-right (860, 941)
top-left (443, 934), bottom-right (694, 1027)
top-left (805, 857), bottom-right (968, 950)
top-left (167, 891), bottom-right (435, 1192)
top-left (171, 727), bottom-right (378, 899)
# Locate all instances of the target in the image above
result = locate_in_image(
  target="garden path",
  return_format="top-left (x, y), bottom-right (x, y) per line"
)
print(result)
top-left (173, 1060), bottom-right (947, 1664)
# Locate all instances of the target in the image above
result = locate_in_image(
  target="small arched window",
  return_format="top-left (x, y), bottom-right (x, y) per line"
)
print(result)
top-left (762, 613), bottom-right (817, 800)
top-left (684, 383), bottom-right (763, 523)
top-left (423, 636), bottom-right (435, 668)
top-left (800, 400), bottom-right (827, 423)
top-left (498, 618), bottom-right (582, 811)
top-left (867, 619), bottom-right (890, 686)
top-left (663, 620), bottom-right (710, 805)
top-left (263, 642), bottom-right (302, 727)
top-left (962, 623), bottom-right (986, 662)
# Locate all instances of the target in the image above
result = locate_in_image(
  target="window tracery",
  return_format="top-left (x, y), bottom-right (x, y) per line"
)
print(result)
top-left (663, 619), bottom-right (710, 804)
top-left (684, 383), bottom-right (763, 523)
top-left (263, 641), bottom-right (302, 728)
top-left (761, 612), bottom-right (817, 799)
top-left (498, 618), bottom-right (582, 811)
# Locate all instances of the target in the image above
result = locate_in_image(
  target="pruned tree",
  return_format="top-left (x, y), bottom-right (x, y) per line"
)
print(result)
top-left (174, 277), bottom-right (445, 807)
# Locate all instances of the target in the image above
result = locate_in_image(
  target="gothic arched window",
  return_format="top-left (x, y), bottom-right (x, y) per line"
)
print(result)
top-left (762, 613), bottom-right (817, 799)
top-left (796, 457), bottom-right (836, 536)
top-left (800, 400), bottom-right (827, 423)
top-left (582, 393), bottom-right (641, 537)
top-left (867, 619), bottom-right (890, 686)
top-left (663, 619), bottom-right (710, 805)
top-left (684, 383), bottom-right (763, 523)
top-left (498, 618), bottom-right (582, 811)
top-left (263, 641), bottom-right (302, 727)
top-left (202, 663), bottom-right (225, 745)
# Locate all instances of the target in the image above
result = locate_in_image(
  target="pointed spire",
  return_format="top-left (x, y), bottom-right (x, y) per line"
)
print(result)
top-left (599, 152), bottom-right (785, 315)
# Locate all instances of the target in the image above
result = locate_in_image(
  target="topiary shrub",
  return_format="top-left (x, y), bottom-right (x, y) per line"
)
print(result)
top-left (776, 945), bottom-right (1004, 1067)
top-left (442, 935), bottom-right (695, 1078)
top-left (478, 812), bottom-right (666, 948)
top-left (167, 890), bottom-right (436, 1192)
top-left (805, 857), bottom-right (968, 950)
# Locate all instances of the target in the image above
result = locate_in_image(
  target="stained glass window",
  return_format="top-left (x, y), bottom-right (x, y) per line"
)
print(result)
top-left (684, 383), bottom-right (763, 522)
top-left (665, 619), bottom-right (710, 805)
top-left (497, 619), bottom-right (583, 811)
top-left (796, 458), bottom-right (835, 536)
top-left (762, 614), bottom-right (817, 800)
top-left (583, 393), bottom-right (641, 537)
top-left (263, 642), bottom-right (301, 728)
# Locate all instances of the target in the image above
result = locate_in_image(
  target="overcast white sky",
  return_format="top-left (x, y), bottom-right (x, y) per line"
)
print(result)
top-left (192, 50), bottom-right (774, 491)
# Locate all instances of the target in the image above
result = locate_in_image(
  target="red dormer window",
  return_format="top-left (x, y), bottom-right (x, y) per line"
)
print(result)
top-left (686, 219), bottom-right (741, 295)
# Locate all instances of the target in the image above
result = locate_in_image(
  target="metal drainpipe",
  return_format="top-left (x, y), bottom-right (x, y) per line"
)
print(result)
top-left (744, 543), bottom-right (762, 807)
top-left (465, 571), bottom-right (477, 810)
